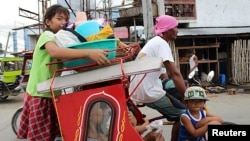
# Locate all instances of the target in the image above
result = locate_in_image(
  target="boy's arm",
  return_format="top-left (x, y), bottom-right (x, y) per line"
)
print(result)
top-left (181, 115), bottom-right (208, 138)
top-left (206, 111), bottom-right (224, 124)
top-left (196, 112), bottom-right (223, 128)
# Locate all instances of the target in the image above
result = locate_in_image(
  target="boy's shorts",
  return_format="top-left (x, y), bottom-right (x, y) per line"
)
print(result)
top-left (145, 95), bottom-right (185, 121)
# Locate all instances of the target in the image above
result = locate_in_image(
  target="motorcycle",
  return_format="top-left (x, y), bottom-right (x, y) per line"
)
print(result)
top-left (188, 70), bottom-right (214, 87)
top-left (162, 70), bottom-right (236, 126)
top-left (162, 70), bottom-right (215, 108)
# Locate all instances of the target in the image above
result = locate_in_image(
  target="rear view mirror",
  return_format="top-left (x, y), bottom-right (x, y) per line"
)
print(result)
top-left (188, 71), bottom-right (195, 79)
top-left (207, 70), bottom-right (214, 82)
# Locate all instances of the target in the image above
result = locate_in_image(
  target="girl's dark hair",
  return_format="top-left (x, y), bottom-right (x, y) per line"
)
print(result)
top-left (43, 4), bottom-right (70, 27)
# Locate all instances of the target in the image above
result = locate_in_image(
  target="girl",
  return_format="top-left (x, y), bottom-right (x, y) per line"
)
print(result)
top-left (17, 4), bottom-right (110, 141)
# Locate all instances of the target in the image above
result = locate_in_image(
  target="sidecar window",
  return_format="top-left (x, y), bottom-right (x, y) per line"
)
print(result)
top-left (85, 101), bottom-right (113, 141)
top-left (2, 61), bottom-right (22, 71)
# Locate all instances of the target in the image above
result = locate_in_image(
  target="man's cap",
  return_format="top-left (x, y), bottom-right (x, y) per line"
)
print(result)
top-left (184, 86), bottom-right (208, 101)
top-left (154, 15), bottom-right (178, 37)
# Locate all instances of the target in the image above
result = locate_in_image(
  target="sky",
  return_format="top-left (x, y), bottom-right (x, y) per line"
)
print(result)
top-left (0, 0), bottom-right (41, 52)
top-left (0, 0), bottom-right (127, 53)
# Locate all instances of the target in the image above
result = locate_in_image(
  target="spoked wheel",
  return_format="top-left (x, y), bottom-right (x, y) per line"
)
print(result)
top-left (11, 107), bottom-right (23, 135)
top-left (0, 95), bottom-right (8, 100)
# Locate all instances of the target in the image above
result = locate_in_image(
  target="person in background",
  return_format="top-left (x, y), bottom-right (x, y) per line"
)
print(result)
top-left (188, 49), bottom-right (201, 86)
top-left (178, 86), bottom-right (223, 141)
top-left (17, 4), bottom-right (110, 141)
top-left (129, 15), bottom-right (187, 141)
top-left (87, 102), bottom-right (108, 141)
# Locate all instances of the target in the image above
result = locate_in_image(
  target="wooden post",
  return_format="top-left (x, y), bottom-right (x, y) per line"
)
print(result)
top-left (4, 32), bottom-right (11, 58)
top-left (142, 0), bottom-right (154, 41)
top-left (157, 0), bottom-right (165, 16)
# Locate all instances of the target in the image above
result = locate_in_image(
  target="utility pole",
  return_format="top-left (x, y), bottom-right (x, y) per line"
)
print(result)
top-left (157, 0), bottom-right (165, 16)
top-left (141, 0), bottom-right (154, 41)
top-left (4, 32), bottom-right (11, 58)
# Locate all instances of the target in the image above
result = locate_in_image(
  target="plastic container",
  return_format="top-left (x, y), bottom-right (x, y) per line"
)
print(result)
top-left (75, 21), bottom-right (100, 38)
top-left (64, 39), bottom-right (118, 68)
top-left (219, 74), bottom-right (226, 85)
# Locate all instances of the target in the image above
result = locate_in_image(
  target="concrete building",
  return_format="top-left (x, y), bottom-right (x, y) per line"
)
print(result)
top-left (116, 0), bottom-right (250, 85)
top-left (14, 0), bottom-right (250, 85)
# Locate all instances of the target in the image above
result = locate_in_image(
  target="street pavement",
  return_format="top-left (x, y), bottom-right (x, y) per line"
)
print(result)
top-left (1, 91), bottom-right (250, 141)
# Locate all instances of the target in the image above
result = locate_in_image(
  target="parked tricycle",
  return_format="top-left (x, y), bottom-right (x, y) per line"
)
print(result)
top-left (0, 57), bottom-right (25, 100)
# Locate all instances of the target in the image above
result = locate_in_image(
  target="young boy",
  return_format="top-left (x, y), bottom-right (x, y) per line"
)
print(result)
top-left (178, 86), bottom-right (223, 141)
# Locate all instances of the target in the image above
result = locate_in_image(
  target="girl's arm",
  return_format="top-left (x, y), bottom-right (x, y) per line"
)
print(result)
top-left (128, 110), bottom-right (137, 127)
top-left (45, 41), bottom-right (110, 65)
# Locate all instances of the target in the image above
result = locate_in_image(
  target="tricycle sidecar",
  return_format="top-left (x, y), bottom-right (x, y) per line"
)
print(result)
top-left (37, 56), bottom-right (163, 141)
top-left (0, 57), bottom-right (24, 100)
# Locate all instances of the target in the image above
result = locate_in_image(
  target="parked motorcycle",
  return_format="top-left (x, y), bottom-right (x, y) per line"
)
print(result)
top-left (162, 70), bottom-right (215, 108)
top-left (188, 70), bottom-right (214, 87)
top-left (162, 70), bottom-right (236, 125)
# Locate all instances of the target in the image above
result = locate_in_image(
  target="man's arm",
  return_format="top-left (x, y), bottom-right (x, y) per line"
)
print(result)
top-left (164, 61), bottom-right (186, 98)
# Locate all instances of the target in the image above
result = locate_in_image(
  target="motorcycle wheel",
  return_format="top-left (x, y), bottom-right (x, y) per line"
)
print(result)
top-left (11, 107), bottom-right (23, 135)
top-left (0, 95), bottom-right (8, 100)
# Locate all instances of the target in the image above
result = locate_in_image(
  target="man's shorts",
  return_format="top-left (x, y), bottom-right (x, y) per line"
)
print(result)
top-left (145, 95), bottom-right (185, 121)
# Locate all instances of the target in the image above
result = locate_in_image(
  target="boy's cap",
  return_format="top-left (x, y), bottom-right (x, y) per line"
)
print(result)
top-left (184, 86), bottom-right (208, 101)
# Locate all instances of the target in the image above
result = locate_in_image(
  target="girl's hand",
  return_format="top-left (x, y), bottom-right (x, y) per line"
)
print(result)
top-left (87, 49), bottom-right (110, 65)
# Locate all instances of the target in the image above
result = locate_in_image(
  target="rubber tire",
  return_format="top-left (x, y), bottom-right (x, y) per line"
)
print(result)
top-left (11, 107), bottom-right (23, 135)
top-left (222, 121), bottom-right (237, 125)
top-left (0, 96), bottom-right (8, 100)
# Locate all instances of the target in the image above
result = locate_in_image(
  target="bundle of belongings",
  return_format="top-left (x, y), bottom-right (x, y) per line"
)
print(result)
top-left (55, 12), bottom-right (115, 48)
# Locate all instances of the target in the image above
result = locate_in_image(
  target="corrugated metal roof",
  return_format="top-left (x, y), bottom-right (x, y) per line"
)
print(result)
top-left (178, 27), bottom-right (250, 36)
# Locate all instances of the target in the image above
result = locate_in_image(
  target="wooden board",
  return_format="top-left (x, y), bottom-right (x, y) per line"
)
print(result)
top-left (37, 57), bottom-right (162, 93)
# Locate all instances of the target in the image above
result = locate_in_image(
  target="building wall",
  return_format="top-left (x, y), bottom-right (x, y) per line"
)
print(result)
top-left (190, 0), bottom-right (250, 27)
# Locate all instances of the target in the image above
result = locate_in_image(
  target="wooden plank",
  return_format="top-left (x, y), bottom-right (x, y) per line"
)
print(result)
top-left (164, 0), bottom-right (195, 4)
top-left (37, 57), bottom-right (163, 93)
top-left (179, 60), bottom-right (218, 64)
top-left (177, 44), bottom-right (220, 50)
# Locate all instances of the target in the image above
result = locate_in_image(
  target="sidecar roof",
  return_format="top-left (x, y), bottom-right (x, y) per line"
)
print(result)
top-left (37, 57), bottom-right (163, 93)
